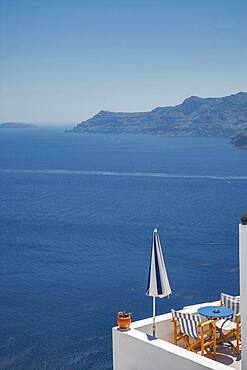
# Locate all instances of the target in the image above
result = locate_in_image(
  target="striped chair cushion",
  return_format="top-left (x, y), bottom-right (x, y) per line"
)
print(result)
top-left (172, 309), bottom-right (202, 338)
top-left (221, 293), bottom-right (240, 322)
top-left (216, 319), bottom-right (237, 332)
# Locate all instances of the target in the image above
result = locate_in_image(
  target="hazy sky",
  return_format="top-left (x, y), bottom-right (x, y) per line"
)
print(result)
top-left (0, 0), bottom-right (246, 124)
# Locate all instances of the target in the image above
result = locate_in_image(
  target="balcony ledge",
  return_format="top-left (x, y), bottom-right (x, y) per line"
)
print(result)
top-left (112, 301), bottom-right (241, 370)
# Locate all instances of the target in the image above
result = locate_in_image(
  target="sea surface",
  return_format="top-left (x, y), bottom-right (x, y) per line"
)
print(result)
top-left (0, 128), bottom-right (247, 369)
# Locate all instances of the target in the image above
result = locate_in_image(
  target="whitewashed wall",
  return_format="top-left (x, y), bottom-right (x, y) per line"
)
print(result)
top-left (112, 325), bottom-right (230, 370)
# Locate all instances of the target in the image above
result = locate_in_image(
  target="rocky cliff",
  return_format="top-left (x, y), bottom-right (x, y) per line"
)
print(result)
top-left (71, 92), bottom-right (247, 138)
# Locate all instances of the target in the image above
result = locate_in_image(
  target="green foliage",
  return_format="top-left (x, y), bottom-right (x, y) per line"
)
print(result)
top-left (117, 311), bottom-right (132, 318)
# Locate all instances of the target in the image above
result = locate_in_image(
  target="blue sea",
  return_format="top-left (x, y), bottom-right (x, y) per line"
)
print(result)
top-left (0, 128), bottom-right (246, 369)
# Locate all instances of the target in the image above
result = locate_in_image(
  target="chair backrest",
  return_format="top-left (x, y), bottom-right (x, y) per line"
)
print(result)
top-left (171, 309), bottom-right (202, 338)
top-left (221, 293), bottom-right (240, 321)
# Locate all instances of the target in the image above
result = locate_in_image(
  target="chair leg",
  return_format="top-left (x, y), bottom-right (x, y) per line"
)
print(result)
top-left (201, 337), bottom-right (205, 356)
top-left (236, 324), bottom-right (240, 354)
top-left (212, 322), bottom-right (216, 359)
top-left (184, 335), bottom-right (190, 348)
top-left (221, 329), bottom-right (240, 356)
top-left (173, 320), bottom-right (177, 345)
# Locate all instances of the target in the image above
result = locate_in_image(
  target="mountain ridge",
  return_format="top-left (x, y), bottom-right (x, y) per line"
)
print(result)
top-left (69, 92), bottom-right (247, 143)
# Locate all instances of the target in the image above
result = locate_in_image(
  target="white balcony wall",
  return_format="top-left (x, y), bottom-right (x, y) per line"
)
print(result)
top-left (112, 312), bottom-right (231, 370)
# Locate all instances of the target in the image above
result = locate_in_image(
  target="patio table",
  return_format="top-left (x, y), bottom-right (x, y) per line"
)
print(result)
top-left (198, 305), bottom-right (233, 320)
top-left (198, 305), bottom-right (233, 348)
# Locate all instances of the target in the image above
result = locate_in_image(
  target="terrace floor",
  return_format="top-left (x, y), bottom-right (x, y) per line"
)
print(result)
top-left (214, 345), bottom-right (241, 369)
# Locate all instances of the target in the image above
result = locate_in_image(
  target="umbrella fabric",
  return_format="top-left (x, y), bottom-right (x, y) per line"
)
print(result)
top-left (146, 228), bottom-right (171, 298)
top-left (146, 228), bottom-right (172, 337)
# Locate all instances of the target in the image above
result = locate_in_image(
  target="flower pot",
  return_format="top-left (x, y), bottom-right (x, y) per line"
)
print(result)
top-left (117, 313), bottom-right (131, 330)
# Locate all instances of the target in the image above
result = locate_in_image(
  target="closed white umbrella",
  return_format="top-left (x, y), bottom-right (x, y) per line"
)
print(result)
top-left (146, 228), bottom-right (172, 336)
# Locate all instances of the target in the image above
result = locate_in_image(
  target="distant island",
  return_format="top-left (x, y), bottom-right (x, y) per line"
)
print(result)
top-left (0, 122), bottom-right (37, 129)
top-left (68, 92), bottom-right (247, 148)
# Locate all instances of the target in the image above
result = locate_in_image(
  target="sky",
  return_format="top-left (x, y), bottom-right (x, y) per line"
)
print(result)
top-left (0, 0), bottom-right (246, 124)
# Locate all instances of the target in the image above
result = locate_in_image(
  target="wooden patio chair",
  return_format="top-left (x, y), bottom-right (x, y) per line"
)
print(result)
top-left (218, 293), bottom-right (241, 354)
top-left (171, 309), bottom-right (216, 358)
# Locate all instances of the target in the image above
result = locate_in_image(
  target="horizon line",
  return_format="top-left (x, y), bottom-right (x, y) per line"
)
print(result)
top-left (1, 90), bottom-right (245, 125)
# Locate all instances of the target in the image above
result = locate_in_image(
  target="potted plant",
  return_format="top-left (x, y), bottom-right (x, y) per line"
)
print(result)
top-left (117, 311), bottom-right (132, 330)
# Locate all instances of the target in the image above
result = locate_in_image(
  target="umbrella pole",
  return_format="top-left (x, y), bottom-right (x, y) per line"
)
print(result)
top-left (152, 296), bottom-right (156, 337)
